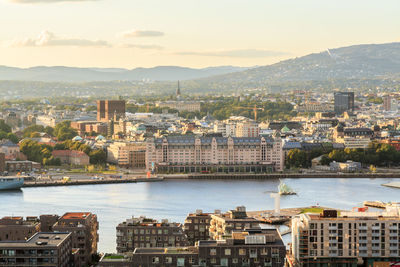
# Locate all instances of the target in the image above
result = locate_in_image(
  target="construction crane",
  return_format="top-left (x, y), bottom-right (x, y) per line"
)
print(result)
top-left (233, 105), bottom-right (264, 121)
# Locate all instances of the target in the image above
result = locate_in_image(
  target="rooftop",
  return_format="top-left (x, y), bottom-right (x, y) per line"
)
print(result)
top-left (0, 232), bottom-right (71, 248)
top-left (61, 212), bottom-right (91, 220)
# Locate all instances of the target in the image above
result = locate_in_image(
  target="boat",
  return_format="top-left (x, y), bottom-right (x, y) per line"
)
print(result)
top-left (279, 180), bottom-right (296, 195)
top-left (363, 201), bottom-right (386, 209)
top-left (0, 177), bottom-right (24, 190)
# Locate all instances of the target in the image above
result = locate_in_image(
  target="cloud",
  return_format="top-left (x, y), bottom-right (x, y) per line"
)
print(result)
top-left (11, 31), bottom-right (110, 47)
top-left (119, 44), bottom-right (164, 50)
top-left (8, 0), bottom-right (98, 3)
top-left (175, 49), bottom-right (290, 58)
top-left (118, 30), bottom-right (164, 38)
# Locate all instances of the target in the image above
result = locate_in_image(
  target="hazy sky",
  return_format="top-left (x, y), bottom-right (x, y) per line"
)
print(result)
top-left (0, 0), bottom-right (399, 68)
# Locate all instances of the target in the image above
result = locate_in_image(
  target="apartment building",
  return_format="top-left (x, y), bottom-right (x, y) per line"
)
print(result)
top-left (107, 141), bottom-right (146, 168)
top-left (236, 121), bottom-right (260, 138)
top-left (184, 210), bottom-right (212, 246)
top-left (99, 228), bottom-right (286, 267)
top-left (0, 232), bottom-right (73, 267)
top-left (116, 216), bottom-right (188, 253)
top-left (0, 216), bottom-right (41, 242)
top-left (53, 212), bottom-right (99, 267)
top-left (291, 207), bottom-right (400, 267)
top-left (146, 136), bottom-right (284, 173)
top-left (209, 207), bottom-right (263, 241)
top-left (156, 101), bottom-right (201, 112)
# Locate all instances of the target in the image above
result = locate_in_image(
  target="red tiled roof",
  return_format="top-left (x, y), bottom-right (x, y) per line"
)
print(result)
top-left (61, 212), bottom-right (91, 220)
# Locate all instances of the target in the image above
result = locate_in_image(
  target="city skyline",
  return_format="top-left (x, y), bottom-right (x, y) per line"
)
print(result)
top-left (1, 0), bottom-right (399, 68)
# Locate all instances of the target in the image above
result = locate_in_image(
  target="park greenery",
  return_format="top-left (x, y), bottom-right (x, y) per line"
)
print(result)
top-left (127, 98), bottom-right (296, 121)
top-left (286, 143), bottom-right (400, 169)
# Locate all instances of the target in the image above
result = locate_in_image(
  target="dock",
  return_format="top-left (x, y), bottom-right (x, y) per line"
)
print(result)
top-left (23, 177), bottom-right (164, 188)
top-left (382, 181), bottom-right (400, 189)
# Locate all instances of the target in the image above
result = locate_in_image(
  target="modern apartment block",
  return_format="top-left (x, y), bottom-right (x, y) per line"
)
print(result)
top-left (99, 228), bottom-right (286, 267)
top-left (0, 216), bottom-right (41, 242)
top-left (116, 216), bottom-right (188, 253)
top-left (146, 136), bottom-right (284, 173)
top-left (184, 210), bottom-right (212, 246)
top-left (209, 207), bottom-right (264, 241)
top-left (291, 207), bottom-right (400, 267)
top-left (53, 212), bottom-right (99, 267)
top-left (0, 232), bottom-right (73, 267)
top-left (97, 100), bottom-right (126, 122)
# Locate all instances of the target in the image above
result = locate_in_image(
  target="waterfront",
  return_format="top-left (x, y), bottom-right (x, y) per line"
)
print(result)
top-left (1, 177), bottom-right (400, 253)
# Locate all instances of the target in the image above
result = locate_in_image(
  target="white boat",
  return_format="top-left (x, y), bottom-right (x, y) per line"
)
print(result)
top-left (0, 177), bottom-right (24, 190)
top-left (278, 180), bottom-right (296, 195)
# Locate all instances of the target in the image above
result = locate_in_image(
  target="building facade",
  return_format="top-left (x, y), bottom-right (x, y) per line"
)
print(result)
top-left (116, 216), bottom-right (188, 253)
top-left (334, 92), bottom-right (355, 114)
top-left (291, 207), bottom-right (400, 267)
top-left (0, 216), bottom-right (41, 242)
top-left (97, 100), bottom-right (126, 122)
top-left (184, 210), bottom-right (212, 246)
top-left (107, 142), bottom-right (146, 168)
top-left (146, 136), bottom-right (284, 173)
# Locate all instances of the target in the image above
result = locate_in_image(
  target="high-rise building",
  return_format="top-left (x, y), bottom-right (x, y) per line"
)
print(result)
top-left (184, 210), bottom-right (212, 246)
top-left (97, 100), bottom-right (126, 122)
top-left (291, 206), bottom-right (400, 267)
top-left (383, 95), bottom-right (398, 112)
top-left (334, 92), bottom-right (354, 114)
top-left (52, 212), bottom-right (99, 267)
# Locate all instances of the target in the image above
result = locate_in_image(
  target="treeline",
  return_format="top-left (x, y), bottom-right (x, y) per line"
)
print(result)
top-left (286, 143), bottom-right (400, 169)
top-left (20, 139), bottom-right (106, 166)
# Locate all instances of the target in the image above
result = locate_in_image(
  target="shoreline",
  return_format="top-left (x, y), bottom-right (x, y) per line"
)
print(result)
top-left (16, 172), bottom-right (400, 188)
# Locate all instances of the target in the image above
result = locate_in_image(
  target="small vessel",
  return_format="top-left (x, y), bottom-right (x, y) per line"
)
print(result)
top-left (0, 177), bottom-right (24, 190)
top-left (363, 201), bottom-right (386, 209)
top-left (279, 180), bottom-right (296, 195)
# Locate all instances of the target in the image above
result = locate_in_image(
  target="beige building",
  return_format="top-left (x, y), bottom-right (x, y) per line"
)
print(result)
top-left (235, 121), bottom-right (260, 137)
top-left (291, 206), bottom-right (400, 266)
top-left (107, 141), bottom-right (146, 168)
top-left (156, 101), bottom-right (201, 112)
top-left (146, 136), bottom-right (284, 173)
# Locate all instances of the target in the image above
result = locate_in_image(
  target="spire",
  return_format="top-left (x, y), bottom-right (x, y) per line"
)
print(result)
top-left (176, 81), bottom-right (181, 98)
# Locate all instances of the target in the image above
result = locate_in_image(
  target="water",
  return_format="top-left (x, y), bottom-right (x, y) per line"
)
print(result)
top-left (1, 178), bottom-right (399, 253)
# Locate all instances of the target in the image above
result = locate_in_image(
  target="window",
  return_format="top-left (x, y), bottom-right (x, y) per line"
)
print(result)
top-left (220, 258), bottom-right (228, 266)
top-left (211, 258), bottom-right (217, 264)
top-left (210, 248), bottom-right (217, 256)
top-left (152, 257), bottom-right (159, 263)
top-left (239, 248), bottom-right (246, 256)
top-left (225, 249), bottom-right (231, 256)
top-left (165, 257), bottom-right (172, 263)
top-left (177, 258), bottom-right (185, 267)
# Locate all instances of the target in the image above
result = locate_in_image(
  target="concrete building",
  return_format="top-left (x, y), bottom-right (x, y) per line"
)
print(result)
top-left (184, 210), bottom-right (212, 246)
top-left (236, 121), bottom-right (260, 138)
top-left (52, 150), bottom-right (90, 166)
top-left (383, 95), bottom-right (398, 112)
top-left (146, 136), bottom-right (284, 173)
top-left (116, 216), bottom-right (188, 253)
top-left (0, 216), bottom-right (41, 242)
top-left (334, 92), bottom-right (354, 114)
top-left (53, 212), bottom-right (99, 267)
top-left (99, 228), bottom-right (286, 267)
top-left (291, 206), bottom-right (400, 267)
top-left (107, 142), bottom-right (146, 168)
top-left (0, 232), bottom-right (73, 267)
top-left (209, 206), bottom-right (263, 241)
top-left (97, 100), bottom-right (126, 122)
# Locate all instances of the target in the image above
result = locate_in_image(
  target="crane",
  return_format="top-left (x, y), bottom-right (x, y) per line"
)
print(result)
top-left (233, 105), bottom-right (264, 121)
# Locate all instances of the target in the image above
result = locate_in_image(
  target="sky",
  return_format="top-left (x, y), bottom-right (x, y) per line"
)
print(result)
top-left (0, 0), bottom-right (399, 69)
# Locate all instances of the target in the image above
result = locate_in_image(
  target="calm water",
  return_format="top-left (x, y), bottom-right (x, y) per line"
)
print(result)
top-left (1, 178), bottom-right (400, 253)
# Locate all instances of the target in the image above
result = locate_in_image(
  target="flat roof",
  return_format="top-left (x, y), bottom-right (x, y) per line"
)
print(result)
top-left (0, 232), bottom-right (71, 248)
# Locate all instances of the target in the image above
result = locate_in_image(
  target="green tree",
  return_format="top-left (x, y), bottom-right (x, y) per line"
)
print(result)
top-left (6, 133), bottom-right (19, 144)
top-left (89, 150), bottom-right (107, 165)
top-left (0, 120), bottom-right (11, 133)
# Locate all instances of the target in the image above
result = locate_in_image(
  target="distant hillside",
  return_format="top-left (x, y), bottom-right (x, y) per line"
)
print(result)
top-left (0, 65), bottom-right (250, 82)
top-left (195, 42), bottom-right (400, 87)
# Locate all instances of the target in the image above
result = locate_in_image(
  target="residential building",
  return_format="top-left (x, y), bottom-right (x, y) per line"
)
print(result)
top-left (236, 121), bottom-right (260, 137)
top-left (0, 140), bottom-right (20, 160)
top-left (0, 216), bottom-right (41, 242)
top-left (53, 212), bottom-right (99, 267)
top-left (116, 216), bottom-right (188, 253)
top-left (334, 92), bottom-right (354, 114)
top-left (52, 150), bottom-right (90, 166)
top-left (0, 232), bottom-right (73, 267)
top-left (97, 100), bottom-right (126, 122)
top-left (99, 228), bottom-right (286, 267)
top-left (291, 206), bottom-right (400, 267)
top-left (184, 210), bottom-right (212, 246)
top-left (146, 136), bottom-right (284, 173)
top-left (209, 206), bottom-right (263, 241)
top-left (107, 142), bottom-right (146, 168)
top-left (383, 95), bottom-right (398, 112)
